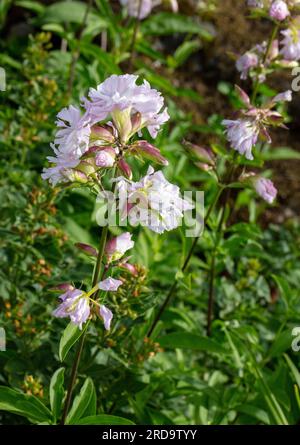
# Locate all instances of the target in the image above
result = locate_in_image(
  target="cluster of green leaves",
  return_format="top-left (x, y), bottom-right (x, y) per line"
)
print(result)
top-left (0, 0), bottom-right (300, 426)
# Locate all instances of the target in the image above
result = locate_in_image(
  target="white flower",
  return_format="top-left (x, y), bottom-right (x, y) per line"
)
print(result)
top-left (115, 166), bottom-right (193, 233)
top-left (222, 119), bottom-right (260, 160)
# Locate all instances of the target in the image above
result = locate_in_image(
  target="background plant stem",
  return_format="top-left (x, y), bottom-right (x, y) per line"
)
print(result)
top-left (146, 185), bottom-right (224, 338)
top-left (128, 0), bottom-right (142, 71)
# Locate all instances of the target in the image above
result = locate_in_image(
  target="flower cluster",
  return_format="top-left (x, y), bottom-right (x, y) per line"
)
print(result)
top-left (222, 87), bottom-right (291, 203)
top-left (45, 74), bottom-right (193, 330)
top-left (53, 232), bottom-right (136, 330)
top-left (42, 74), bottom-right (169, 186)
top-left (222, 86), bottom-right (291, 161)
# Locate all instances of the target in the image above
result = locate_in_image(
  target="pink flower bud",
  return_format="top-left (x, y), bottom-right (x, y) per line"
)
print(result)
top-left (90, 125), bottom-right (115, 144)
top-left (120, 262), bottom-right (138, 276)
top-left (130, 112), bottom-right (142, 134)
top-left (235, 85), bottom-right (251, 108)
top-left (269, 1), bottom-right (290, 21)
top-left (49, 283), bottom-right (75, 292)
top-left (131, 140), bottom-right (169, 166)
top-left (118, 159), bottom-right (132, 179)
top-left (75, 243), bottom-right (98, 257)
top-left (183, 142), bottom-right (215, 169)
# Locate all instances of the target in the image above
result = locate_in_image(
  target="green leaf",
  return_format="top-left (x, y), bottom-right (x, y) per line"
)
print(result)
top-left (158, 332), bottom-right (226, 354)
top-left (66, 378), bottom-right (95, 424)
top-left (262, 147), bottom-right (300, 161)
top-left (79, 42), bottom-right (122, 74)
top-left (40, 1), bottom-right (105, 27)
top-left (0, 386), bottom-right (52, 423)
top-left (49, 367), bottom-right (65, 422)
top-left (172, 40), bottom-right (201, 68)
top-left (77, 415), bottom-right (135, 425)
top-left (269, 330), bottom-right (292, 358)
top-left (284, 354), bottom-right (300, 388)
top-left (236, 404), bottom-right (270, 424)
top-left (142, 13), bottom-right (214, 40)
top-left (59, 322), bottom-right (86, 362)
top-left (15, 0), bottom-right (45, 14)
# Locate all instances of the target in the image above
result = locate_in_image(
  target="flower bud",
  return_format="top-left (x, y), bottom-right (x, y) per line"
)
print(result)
top-left (131, 140), bottom-right (169, 166)
top-left (118, 159), bottom-right (132, 179)
top-left (63, 169), bottom-right (88, 183)
top-left (111, 108), bottom-right (132, 144)
top-left (120, 262), bottom-right (138, 276)
top-left (235, 85), bottom-right (251, 108)
top-left (76, 159), bottom-right (97, 176)
top-left (75, 243), bottom-right (98, 257)
top-left (49, 283), bottom-right (75, 292)
top-left (130, 112), bottom-right (142, 135)
top-left (269, 1), bottom-right (290, 21)
top-left (183, 141), bottom-right (215, 170)
top-left (90, 124), bottom-right (115, 144)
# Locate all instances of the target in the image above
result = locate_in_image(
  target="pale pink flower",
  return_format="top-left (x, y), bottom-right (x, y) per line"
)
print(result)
top-left (42, 106), bottom-right (91, 185)
top-left (99, 305), bottom-right (113, 330)
top-left (120, 0), bottom-right (159, 19)
top-left (272, 90), bottom-right (292, 102)
top-left (105, 232), bottom-right (134, 261)
top-left (280, 28), bottom-right (300, 60)
top-left (269, 1), bottom-right (290, 21)
top-left (53, 288), bottom-right (90, 330)
top-left (236, 52), bottom-right (259, 80)
top-left (85, 75), bottom-right (169, 139)
top-left (98, 277), bottom-right (123, 292)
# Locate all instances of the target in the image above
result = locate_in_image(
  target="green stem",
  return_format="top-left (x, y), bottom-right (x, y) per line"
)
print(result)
top-left (146, 185), bottom-right (224, 338)
top-left (251, 24), bottom-right (279, 104)
top-left (60, 169), bottom-right (117, 425)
